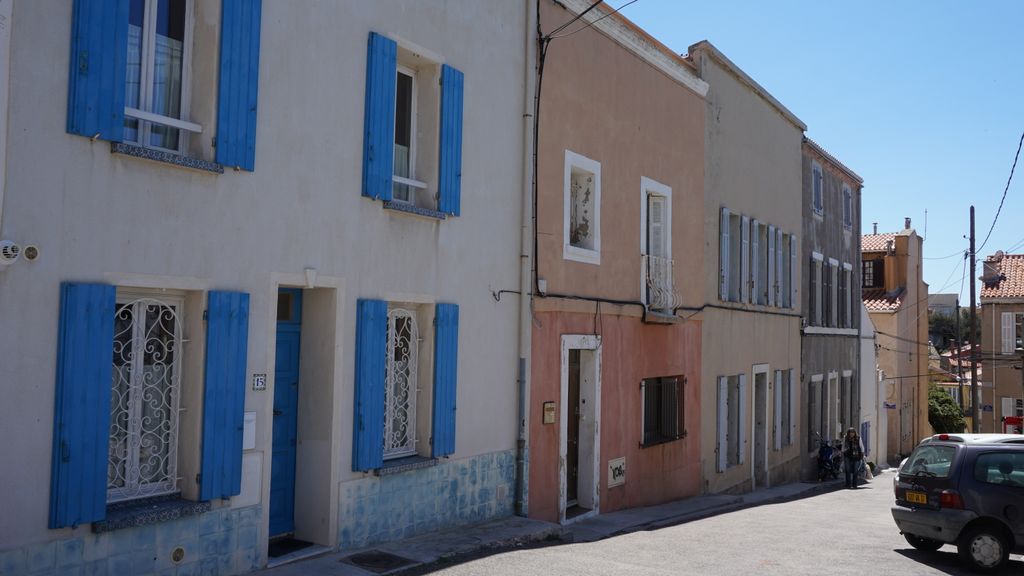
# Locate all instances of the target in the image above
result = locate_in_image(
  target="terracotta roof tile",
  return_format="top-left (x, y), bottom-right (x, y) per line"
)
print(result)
top-left (980, 253), bottom-right (1024, 299)
top-left (862, 233), bottom-right (898, 252)
top-left (863, 287), bottom-right (903, 312)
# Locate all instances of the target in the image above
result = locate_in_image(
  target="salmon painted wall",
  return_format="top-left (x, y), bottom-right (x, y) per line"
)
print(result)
top-left (528, 309), bottom-right (702, 522)
top-left (534, 0), bottom-right (705, 305)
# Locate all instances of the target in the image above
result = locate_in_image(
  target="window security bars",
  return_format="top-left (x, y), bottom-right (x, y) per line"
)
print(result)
top-left (645, 254), bottom-right (680, 312)
top-left (384, 308), bottom-right (419, 459)
top-left (642, 377), bottom-right (683, 446)
top-left (108, 298), bottom-right (182, 503)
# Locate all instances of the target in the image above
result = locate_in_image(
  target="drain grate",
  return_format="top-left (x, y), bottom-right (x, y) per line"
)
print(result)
top-left (340, 550), bottom-right (418, 574)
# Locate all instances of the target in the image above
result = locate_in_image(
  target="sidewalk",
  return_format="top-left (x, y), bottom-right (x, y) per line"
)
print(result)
top-left (258, 474), bottom-right (853, 575)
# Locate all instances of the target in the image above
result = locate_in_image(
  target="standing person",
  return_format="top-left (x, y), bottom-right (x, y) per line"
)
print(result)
top-left (842, 427), bottom-right (864, 489)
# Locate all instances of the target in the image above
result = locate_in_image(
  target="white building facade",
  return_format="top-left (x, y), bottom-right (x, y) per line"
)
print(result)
top-left (0, 1), bottom-right (528, 574)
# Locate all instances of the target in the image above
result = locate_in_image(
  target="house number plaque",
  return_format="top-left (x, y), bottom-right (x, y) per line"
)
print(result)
top-left (543, 401), bottom-right (556, 424)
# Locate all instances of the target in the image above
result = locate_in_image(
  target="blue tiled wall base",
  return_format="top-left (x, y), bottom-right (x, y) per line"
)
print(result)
top-left (0, 505), bottom-right (262, 576)
top-left (339, 450), bottom-right (516, 549)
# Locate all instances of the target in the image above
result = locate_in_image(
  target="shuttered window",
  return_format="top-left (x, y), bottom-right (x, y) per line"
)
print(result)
top-left (67, 0), bottom-right (263, 170)
top-left (811, 162), bottom-right (823, 214)
top-left (50, 285), bottom-right (251, 527)
top-left (353, 299), bottom-right (460, 471)
top-left (363, 32), bottom-right (464, 215)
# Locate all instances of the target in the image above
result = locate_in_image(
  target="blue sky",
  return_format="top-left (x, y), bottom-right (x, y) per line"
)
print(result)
top-left (620, 0), bottom-right (1024, 302)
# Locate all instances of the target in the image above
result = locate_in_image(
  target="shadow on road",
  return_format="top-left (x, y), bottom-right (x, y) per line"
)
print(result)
top-left (894, 547), bottom-right (1024, 575)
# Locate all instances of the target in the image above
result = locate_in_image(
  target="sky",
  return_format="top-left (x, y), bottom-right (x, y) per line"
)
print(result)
top-left (617, 0), bottom-right (1024, 303)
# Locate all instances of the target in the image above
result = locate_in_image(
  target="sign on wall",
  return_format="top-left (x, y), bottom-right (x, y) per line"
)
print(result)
top-left (608, 457), bottom-right (626, 487)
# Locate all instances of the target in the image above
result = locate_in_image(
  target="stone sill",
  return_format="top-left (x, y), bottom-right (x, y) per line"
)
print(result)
top-left (383, 201), bottom-right (448, 220)
top-left (374, 455), bottom-right (438, 477)
top-left (92, 493), bottom-right (211, 533)
top-left (111, 142), bottom-right (224, 174)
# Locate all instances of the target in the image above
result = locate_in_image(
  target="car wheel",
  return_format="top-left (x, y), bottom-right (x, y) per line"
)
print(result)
top-left (957, 525), bottom-right (1009, 572)
top-left (904, 533), bottom-right (943, 552)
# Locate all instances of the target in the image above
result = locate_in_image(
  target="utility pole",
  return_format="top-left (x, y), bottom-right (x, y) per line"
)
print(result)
top-left (969, 206), bottom-right (980, 432)
top-left (956, 298), bottom-right (964, 425)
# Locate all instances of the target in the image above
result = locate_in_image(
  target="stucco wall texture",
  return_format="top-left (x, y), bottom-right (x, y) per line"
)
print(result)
top-left (529, 311), bottom-right (702, 523)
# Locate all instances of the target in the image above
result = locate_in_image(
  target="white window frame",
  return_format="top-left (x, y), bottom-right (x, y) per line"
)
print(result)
top-left (639, 177), bottom-right (672, 306)
top-left (811, 252), bottom-right (823, 326)
top-left (383, 305), bottom-right (421, 460)
top-left (564, 150), bottom-right (601, 265)
top-left (842, 184), bottom-right (852, 229)
top-left (108, 289), bottom-right (185, 503)
top-left (842, 263), bottom-right (853, 328)
top-left (808, 374), bottom-right (823, 453)
top-left (123, 0), bottom-right (200, 153)
top-left (750, 219), bottom-right (760, 304)
top-left (811, 161), bottom-right (824, 216)
top-left (828, 258), bottom-right (839, 328)
top-left (391, 64), bottom-right (428, 202)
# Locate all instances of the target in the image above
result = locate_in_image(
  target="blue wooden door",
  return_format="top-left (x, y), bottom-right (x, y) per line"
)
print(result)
top-left (270, 289), bottom-right (301, 537)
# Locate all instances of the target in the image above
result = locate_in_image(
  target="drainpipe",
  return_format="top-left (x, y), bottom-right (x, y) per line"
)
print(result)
top-left (515, 0), bottom-right (537, 518)
top-left (0, 0), bottom-right (12, 234)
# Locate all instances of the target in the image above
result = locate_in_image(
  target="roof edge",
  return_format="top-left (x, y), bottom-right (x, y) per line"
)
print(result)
top-left (803, 137), bottom-right (864, 184)
top-left (558, 0), bottom-right (708, 98)
top-left (686, 40), bottom-right (806, 131)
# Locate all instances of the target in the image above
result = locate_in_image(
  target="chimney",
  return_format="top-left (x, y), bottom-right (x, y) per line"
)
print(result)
top-left (873, 222), bottom-right (878, 235)
top-left (904, 217), bottom-right (911, 230)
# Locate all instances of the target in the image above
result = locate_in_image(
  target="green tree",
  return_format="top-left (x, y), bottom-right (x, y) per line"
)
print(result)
top-left (928, 384), bottom-right (966, 433)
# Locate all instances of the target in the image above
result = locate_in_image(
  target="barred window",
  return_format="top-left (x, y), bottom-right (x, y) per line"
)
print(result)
top-left (641, 376), bottom-right (685, 447)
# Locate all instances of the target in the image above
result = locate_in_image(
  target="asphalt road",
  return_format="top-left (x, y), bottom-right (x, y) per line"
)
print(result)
top-left (416, 471), bottom-right (1024, 575)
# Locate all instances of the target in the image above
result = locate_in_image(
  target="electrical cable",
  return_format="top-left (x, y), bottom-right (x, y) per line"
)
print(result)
top-left (548, 0), bottom-right (640, 39)
top-left (978, 128), bottom-right (1024, 252)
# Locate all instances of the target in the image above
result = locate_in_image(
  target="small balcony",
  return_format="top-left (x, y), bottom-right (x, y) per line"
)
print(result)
top-left (645, 254), bottom-right (680, 313)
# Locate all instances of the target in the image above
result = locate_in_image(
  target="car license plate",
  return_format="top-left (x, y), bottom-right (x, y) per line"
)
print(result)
top-left (906, 491), bottom-right (928, 505)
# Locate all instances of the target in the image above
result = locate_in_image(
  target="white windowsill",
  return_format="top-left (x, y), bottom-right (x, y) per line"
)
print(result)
top-left (564, 244), bottom-right (600, 265)
top-left (803, 326), bottom-right (858, 336)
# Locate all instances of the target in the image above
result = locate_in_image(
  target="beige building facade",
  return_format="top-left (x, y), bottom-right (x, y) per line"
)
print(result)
top-left (687, 42), bottom-right (804, 494)
top-left (862, 223), bottom-right (930, 462)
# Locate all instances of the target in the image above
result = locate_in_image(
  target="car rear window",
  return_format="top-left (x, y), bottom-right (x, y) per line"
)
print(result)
top-left (973, 452), bottom-right (1024, 487)
top-left (900, 445), bottom-right (956, 478)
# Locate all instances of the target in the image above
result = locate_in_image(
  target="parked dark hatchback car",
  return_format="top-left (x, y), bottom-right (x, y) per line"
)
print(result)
top-left (891, 441), bottom-right (1024, 572)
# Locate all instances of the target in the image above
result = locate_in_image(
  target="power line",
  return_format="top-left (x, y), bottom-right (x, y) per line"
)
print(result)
top-left (549, 0), bottom-right (640, 39)
top-left (924, 248), bottom-right (967, 261)
top-left (978, 128), bottom-right (1024, 252)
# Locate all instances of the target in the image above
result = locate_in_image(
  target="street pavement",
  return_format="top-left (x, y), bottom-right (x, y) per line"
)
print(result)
top-left (260, 470), bottom-right (1024, 575)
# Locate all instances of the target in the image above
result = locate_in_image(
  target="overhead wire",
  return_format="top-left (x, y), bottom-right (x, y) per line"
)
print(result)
top-left (978, 128), bottom-right (1024, 252)
top-left (548, 0), bottom-right (640, 39)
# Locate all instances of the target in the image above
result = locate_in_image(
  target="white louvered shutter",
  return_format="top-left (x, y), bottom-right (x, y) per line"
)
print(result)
top-left (1002, 312), bottom-right (1015, 354)
top-left (751, 220), bottom-right (760, 304)
top-left (790, 235), bottom-right (798, 310)
top-left (767, 225), bottom-right (776, 307)
top-left (648, 195), bottom-right (666, 258)
top-left (720, 208), bottom-right (730, 301)
top-left (738, 373), bottom-right (747, 465)
top-left (741, 216), bottom-right (750, 303)
top-left (717, 376), bottom-right (728, 472)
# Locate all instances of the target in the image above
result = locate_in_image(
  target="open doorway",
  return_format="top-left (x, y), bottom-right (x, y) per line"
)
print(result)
top-left (560, 335), bottom-right (601, 524)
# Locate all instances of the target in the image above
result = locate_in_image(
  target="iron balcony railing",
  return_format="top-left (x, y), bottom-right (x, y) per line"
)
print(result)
top-left (645, 254), bottom-right (680, 312)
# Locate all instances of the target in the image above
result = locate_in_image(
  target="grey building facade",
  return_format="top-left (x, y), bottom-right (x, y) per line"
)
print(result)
top-left (800, 137), bottom-right (864, 480)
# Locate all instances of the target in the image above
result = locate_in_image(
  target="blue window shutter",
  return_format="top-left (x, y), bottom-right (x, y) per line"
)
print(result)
top-left (215, 0), bottom-right (263, 171)
top-left (361, 32), bottom-right (396, 201)
top-left (432, 303), bottom-right (459, 457)
top-left (49, 283), bottom-right (116, 529)
top-left (353, 299), bottom-right (387, 471)
top-left (66, 0), bottom-right (128, 141)
top-left (439, 65), bottom-right (464, 216)
top-left (200, 291), bottom-right (250, 501)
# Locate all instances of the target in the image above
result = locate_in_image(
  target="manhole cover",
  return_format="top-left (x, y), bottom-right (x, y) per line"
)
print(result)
top-left (340, 550), bottom-right (418, 574)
